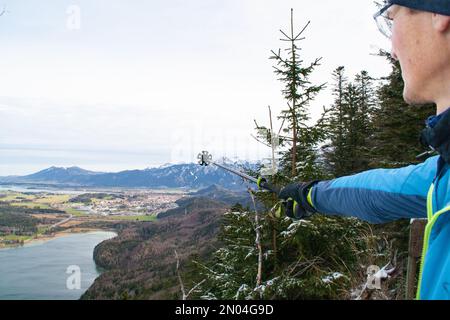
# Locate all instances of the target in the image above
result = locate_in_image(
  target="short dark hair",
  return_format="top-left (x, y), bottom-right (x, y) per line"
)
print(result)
top-left (389, 0), bottom-right (450, 16)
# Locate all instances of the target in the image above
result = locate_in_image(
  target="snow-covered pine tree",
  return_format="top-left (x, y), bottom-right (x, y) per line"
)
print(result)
top-left (188, 204), bottom-right (272, 300)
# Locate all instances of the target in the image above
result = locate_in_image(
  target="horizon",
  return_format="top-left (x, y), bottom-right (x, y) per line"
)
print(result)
top-left (0, 156), bottom-right (261, 176)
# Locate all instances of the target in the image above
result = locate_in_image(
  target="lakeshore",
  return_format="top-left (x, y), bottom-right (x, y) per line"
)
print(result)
top-left (0, 186), bottom-right (187, 248)
top-left (0, 231), bottom-right (117, 300)
top-left (0, 227), bottom-right (114, 249)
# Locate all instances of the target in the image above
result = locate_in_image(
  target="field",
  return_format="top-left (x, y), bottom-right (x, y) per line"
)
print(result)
top-left (106, 215), bottom-right (157, 222)
top-left (1, 192), bottom-right (69, 210)
top-left (0, 188), bottom-right (185, 248)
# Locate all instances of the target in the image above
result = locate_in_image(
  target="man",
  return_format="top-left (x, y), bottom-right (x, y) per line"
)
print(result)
top-left (277, 0), bottom-right (450, 300)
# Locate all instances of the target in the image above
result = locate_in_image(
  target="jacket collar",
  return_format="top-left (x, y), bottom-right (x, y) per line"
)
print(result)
top-left (420, 108), bottom-right (450, 165)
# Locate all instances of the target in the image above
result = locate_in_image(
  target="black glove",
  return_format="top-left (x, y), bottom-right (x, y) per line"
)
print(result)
top-left (277, 181), bottom-right (319, 219)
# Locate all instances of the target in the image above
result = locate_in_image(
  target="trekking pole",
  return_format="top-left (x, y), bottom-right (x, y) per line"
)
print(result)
top-left (197, 151), bottom-right (280, 194)
top-left (197, 151), bottom-right (310, 219)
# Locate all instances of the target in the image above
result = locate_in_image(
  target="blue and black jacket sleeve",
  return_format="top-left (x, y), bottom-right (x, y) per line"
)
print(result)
top-left (309, 156), bottom-right (439, 224)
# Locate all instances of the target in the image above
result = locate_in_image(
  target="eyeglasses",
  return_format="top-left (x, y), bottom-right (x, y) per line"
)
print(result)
top-left (373, 2), bottom-right (394, 39)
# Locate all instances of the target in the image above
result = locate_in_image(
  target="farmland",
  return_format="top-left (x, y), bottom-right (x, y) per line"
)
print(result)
top-left (0, 188), bottom-right (186, 247)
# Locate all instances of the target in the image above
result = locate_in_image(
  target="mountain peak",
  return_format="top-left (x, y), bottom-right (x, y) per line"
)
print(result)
top-left (65, 166), bottom-right (91, 173)
top-left (158, 162), bottom-right (173, 169)
top-left (23, 166), bottom-right (99, 183)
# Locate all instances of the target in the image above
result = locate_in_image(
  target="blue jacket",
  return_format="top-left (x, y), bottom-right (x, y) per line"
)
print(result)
top-left (309, 109), bottom-right (450, 300)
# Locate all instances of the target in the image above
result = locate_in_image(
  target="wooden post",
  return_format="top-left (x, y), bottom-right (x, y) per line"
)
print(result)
top-left (405, 218), bottom-right (427, 300)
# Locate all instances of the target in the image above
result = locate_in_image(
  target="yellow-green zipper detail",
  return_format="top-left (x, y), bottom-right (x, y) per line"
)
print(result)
top-left (426, 184), bottom-right (434, 221)
top-left (416, 183), bottom-right (450, 299)
top-left (307, 187), bottom-right (314, 207)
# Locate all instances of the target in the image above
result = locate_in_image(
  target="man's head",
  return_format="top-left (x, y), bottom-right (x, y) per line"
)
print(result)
top-left (374, 0), bottom-right (450, 113)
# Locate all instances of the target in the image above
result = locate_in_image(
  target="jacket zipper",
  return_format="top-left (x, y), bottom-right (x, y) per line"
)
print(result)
top-left (416, 162), bottom-right (447, 299)
top-left (416, 205), bottom-right (450, 299)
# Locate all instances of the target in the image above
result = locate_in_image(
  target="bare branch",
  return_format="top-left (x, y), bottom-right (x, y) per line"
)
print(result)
top-left (279, 29), bottom-right (292, 41)
top-left (248, 188), bottom-right (263, 299)
top-left (268, 106), bottom-right (277, 173)
top-left (270, 50), bottom-right (290, 66)
top-left (250, 134), bottom-right (271, 148)
top-left (294, 21), bottom-right (311, 40)
top-left (174, 250), bottom-right (187, 300)
top-left (186, 279), bottom-right (206, 298)
top-left (175, 254), bottom-right (207, 300)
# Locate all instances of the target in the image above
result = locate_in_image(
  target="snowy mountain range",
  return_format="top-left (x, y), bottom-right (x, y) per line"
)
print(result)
top-left (0, 158), bottom-right (260, 190)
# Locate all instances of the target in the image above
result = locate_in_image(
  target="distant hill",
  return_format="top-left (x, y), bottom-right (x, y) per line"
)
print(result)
top-left (157, 196), bottom-right (228, 219)
top-left (189, 184), bottom-right (252, 205)
top-left (157, 184), bottom-right (264, 219)
top-left (22, 166), bottom-right (102, 184)
top-left (0, 159), bottom-right (260, 190)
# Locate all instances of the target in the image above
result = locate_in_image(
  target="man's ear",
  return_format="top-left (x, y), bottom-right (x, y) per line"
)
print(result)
top-left (432, 14), bottom-right (450, 34)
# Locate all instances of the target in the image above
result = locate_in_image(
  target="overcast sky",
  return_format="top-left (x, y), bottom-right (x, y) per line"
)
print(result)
top-left (0, 0), bottom-right (393, 176)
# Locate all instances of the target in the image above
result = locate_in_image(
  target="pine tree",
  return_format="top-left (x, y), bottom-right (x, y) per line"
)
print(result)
top-left (189, 205), bottom-right (270, 299)
top-left (369, 50), bottom-right (435, 168)
top-left (189, 204), bottom-right (378, 299)
top-left (270, 9), bottom-right (326, 181)
top-left (322, 66), bottom-right (349, 177)
top-left (322, 68), bottom-right (376, 177)
top-left (353, 70), bottom-right (376, 171)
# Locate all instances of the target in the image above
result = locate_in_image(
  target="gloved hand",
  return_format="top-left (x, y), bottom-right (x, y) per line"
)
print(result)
top-left (277, 181), bottom-right (318, 219)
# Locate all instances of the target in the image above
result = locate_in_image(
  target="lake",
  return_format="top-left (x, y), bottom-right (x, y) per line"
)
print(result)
top-left (0, 184), bottom-right (84, 195)
top-left (0, 231), bottom-right (116, 300)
